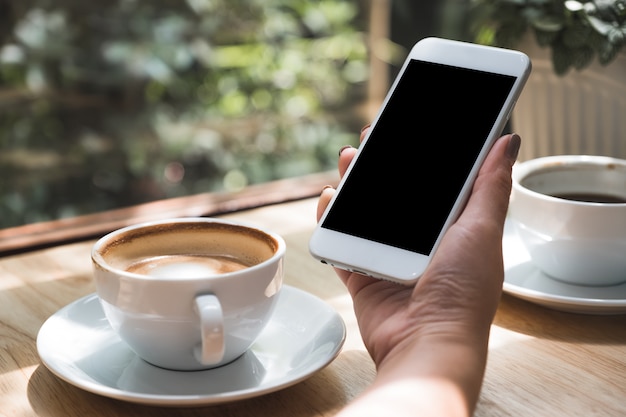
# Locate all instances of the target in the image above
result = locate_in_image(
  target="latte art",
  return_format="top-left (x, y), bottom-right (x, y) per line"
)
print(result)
top-left (126, 254), bottom-right (250, 278)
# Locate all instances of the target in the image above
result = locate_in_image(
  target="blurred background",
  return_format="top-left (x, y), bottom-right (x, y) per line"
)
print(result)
top-left (0, 0), bottom-right (469, 229)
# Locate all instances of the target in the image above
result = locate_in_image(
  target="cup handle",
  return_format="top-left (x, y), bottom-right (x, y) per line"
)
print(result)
top-left (193, 294), bottom-right (224, 366)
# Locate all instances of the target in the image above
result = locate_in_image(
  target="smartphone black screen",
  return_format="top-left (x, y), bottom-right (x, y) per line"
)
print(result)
top-left (321, 59), bottom-right (516, 255)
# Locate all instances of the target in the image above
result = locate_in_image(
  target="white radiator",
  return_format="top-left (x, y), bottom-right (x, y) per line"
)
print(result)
top-left (512, 40), bottom-right (626, 162)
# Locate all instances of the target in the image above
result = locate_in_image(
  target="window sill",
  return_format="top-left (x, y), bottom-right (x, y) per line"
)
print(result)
top-left (0, 171), bottom-right (338, 256)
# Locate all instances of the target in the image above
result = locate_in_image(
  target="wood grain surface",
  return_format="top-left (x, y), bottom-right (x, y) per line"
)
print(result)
top-left (1, 198), bottom-right (625, 416)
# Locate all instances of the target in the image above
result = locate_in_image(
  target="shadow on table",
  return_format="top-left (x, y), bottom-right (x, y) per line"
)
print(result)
top-left (27, 350), bottom-right (374, 416)
top-left (494, 293), bottom-right (626, 344)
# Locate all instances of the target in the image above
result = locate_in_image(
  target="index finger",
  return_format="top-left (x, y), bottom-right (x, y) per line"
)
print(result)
top-left (338, 124), bottom-right (371, 178)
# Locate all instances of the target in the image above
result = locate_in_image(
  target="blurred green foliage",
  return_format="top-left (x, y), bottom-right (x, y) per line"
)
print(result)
top-left (470, 0), bottom-right (626, 75)
top-left (0, 0), bottom-right (368, 227)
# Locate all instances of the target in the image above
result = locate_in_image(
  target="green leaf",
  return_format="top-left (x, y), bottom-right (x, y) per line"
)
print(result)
top-left (531, 15), bottom-right (565, 31)
top-left (552, 41), bottom-right (575, 74)
top-left (562, 23), bottom-right (592, 47)
top-left (571, 45), bottom-right (595, 69)
top-left (599, 40), bottom-right (620, 63)
top-left (534, 28), bottom-right (560, 46)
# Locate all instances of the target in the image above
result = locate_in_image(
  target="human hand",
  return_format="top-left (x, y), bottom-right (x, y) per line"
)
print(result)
top-left (319, 127), bottom-right (521, 417)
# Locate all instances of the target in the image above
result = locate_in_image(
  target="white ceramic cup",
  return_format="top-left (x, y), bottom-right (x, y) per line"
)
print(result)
top-left (510, 155), bottom-right (626, 286)
top-left (91, 218), bottom-right (285, 371)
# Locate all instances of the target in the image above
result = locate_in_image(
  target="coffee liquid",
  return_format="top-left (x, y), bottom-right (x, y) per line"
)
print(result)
top-left (551, 193), bottom-right (626, 204)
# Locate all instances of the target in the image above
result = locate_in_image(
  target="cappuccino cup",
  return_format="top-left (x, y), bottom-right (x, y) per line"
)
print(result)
top-left (91, 218), bottom-right (285, 371)
top-left (510, 155), bottom-right (626, 286)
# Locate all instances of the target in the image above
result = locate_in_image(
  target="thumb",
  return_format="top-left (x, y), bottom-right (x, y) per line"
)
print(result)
top-left (461, 133), bottom-right (521, 229)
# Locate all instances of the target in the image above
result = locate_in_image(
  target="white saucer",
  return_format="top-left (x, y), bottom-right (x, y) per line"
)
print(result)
top-left (37, 285), bottom-right (346, 406)
top-left (503, 219), bottom-right (626, 314)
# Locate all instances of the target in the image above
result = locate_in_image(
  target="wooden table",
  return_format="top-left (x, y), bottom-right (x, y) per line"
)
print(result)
top-left (2, 197), bottom-right (626, 416)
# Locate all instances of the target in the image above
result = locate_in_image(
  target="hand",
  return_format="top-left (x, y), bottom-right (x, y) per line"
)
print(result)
top-left (319, 128), bottom-right (521, 417)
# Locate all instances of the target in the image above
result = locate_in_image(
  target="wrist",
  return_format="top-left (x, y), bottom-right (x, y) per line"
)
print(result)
top-left (353, 328), bottom-right (491, 417)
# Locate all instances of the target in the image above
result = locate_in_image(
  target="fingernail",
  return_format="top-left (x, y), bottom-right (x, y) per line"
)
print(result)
top-left (361, 123), bottom-right (371, 133)
top-left (506, 133), bottom-right (521, 162)
top-left (338, 145), bottom-right (353, 156)
top-left (322, 184), bottom-right (334, 192)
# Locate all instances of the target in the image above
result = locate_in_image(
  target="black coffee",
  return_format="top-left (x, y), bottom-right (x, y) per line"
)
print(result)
top-left (550, 192), bottom-right (626, 204)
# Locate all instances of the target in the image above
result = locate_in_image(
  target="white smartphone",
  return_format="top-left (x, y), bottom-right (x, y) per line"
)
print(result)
top-left (309, 37), bottom-right (531, 285)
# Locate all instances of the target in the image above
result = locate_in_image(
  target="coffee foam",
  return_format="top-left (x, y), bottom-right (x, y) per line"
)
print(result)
top-left (99, 221), bottom-right (278, 273)
top-left (126, 254), bottom-right (250, 278)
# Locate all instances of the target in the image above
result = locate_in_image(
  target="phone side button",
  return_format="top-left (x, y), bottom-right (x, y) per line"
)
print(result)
top-left (506, 101), bottom-right (517, 121)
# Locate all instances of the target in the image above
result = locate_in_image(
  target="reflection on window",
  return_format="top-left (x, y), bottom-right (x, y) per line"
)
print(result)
top-left (0, 0), bottom-right (368, 228)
